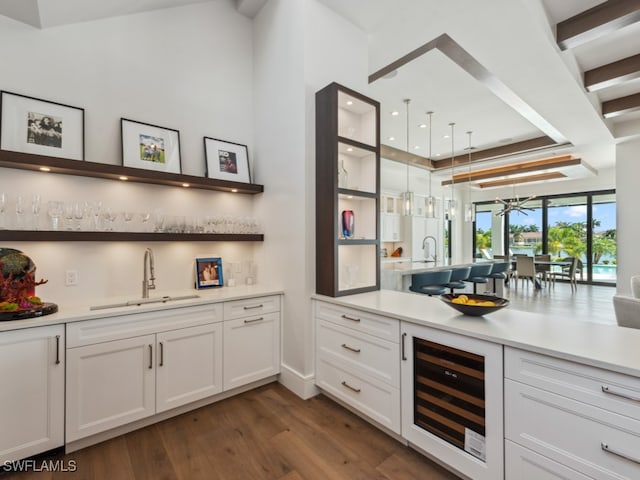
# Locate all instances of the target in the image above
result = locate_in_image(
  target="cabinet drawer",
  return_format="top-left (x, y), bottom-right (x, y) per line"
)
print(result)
top-left (316, 355), bottom-right (400, 434)
top-left (505, 440), bottom-right (592, 480)
top-left (505, 347), bottom-right (640, 421)
top-left (314, 301), bottom-right (399, 342)
top-left (317, 319), bottom-right (399, 387)
top-left (67, 303), bottom-right (223, 347)
top-left (223, 295), bottom-right (280, 320)
top-left (505, 379), bottom-right (640, 480)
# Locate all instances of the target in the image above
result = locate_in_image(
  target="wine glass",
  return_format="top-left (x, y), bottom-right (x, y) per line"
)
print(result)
top-left (15, 194), bottom-right (25, 229)
top-left (31, 194), bottom-right (41, 230)
top-left (47, 201), bottom-right (63, 230)
top-left (73, 202), bottom-right (84, 230)
top-left (0, 192), bottom-right (6, 229)
top-left (63, 202), bottom-right (74, 230)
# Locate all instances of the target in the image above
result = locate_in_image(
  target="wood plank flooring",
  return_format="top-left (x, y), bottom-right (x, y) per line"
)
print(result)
top-left (502, 279), bottom-right (616, 325)
top-left (2, 383), bottom-right (460, 480)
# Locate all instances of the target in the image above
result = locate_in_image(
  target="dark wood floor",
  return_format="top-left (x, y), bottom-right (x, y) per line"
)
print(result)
top-left (3, 383), bottom-right (459, 480)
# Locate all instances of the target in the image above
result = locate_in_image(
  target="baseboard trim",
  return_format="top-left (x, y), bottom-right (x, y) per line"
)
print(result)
top-left (278, 363), bottom-right (319, 399)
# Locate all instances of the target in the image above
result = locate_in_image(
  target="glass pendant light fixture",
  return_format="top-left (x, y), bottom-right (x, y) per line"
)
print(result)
top-left (446, 122), bottom-right (457, 220)
top-left (401, 98), bottom-right (414, 216)
top-left (424, 111), bottom-right (436, 218)
top-left (463, 130), bottom-right (474, 223)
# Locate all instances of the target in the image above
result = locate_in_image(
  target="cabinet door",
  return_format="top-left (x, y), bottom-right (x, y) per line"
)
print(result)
top-left (0, 325), bottom-right (64, 463)
top-left (223, 312), bottom-right (280, 391)
top-left (381, 215), bottom-right (402, 242)
top-left (156, 323), bottom-right (223, 413)
top-left (66, 334), bottom-right (156, 442)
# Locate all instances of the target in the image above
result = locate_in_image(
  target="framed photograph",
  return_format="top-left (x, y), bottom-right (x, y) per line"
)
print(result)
top-left (0, 91), bottom-right (85, 160)
top-left (195, 257), bottom-right (224, 289)
top-left (204, 137), bottom-right (251, 183)
top-left (121, 118), bottom-right (181, 174)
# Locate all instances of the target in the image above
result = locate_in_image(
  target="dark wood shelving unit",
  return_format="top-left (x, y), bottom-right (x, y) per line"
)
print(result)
top-left (0, 230), bottom-right (264, 242)
top-left (0, 150), bottom-right (264, 194)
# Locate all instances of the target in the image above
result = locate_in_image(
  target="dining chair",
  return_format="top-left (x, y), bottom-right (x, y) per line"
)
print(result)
top-left (444, 266), bottom-right (471, 294)
top-left (534, 254), bottom-right (551, 288)
top-left (551, 257), bottom-right (578, 292)
top-left (465, 264), bottom-right (493, 294)
top-left (515, 256), bottom-right (540, 290)
top-left (409, 270), bottom-right (452, 296)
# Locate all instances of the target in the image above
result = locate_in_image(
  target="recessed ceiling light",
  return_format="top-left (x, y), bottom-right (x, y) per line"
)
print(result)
top-left (231, 188), bottom-right (238, 193)
top-left (347, 147), bottom-right (353, 152)
top-left (414, 146), bottom-right (420, 150)
top-left (39, 167), bottom-right (51, 172)
top-left (388, 136), bottom-right (395, 141)
top-left (182, 183), bottom-right (190, 187)
top-left (419, 124), bottom-right (427, 128)
top-left (443, 134), bottom-right (450, 139)
top-left (119, 176), bottom-right (128, 181)
top-left (346, 100), bottom-right (353, 106)
top-left (435, 153), bottom-right (441, 157)
top-left (391, 111), bottom-right (399, 116)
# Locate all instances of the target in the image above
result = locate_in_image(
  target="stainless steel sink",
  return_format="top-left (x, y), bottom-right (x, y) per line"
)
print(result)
top-left (89, 294), bottom-right (200, 311)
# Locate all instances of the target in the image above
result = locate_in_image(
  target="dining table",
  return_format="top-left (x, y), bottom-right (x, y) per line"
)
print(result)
top-left (510, 258), bottom-right (572, 290)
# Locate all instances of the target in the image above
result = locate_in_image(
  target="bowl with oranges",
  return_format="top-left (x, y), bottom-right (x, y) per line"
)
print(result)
top-left (440, 293), bottom-right (509, 316)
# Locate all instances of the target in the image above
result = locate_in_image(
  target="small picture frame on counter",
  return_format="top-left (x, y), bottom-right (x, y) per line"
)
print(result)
top-left (0, 90), bottom-right (85, 160)
top-left (204, 137), bottom-right (251, 184)
top-left (195, 257), bottom-right (224, 289)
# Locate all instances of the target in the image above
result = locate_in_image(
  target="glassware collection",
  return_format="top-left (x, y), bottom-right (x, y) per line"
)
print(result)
top-left (0, 193), bottom-right (262, 234)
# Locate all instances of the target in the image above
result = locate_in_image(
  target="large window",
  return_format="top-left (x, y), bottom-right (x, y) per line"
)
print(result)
top-left (473, 189), bottom-right (616, 286)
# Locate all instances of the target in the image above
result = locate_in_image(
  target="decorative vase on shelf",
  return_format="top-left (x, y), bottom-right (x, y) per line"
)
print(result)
top-left (338, 160), bottom-right (349, 189)
top-left (341, 210), bottom-right (354, 238)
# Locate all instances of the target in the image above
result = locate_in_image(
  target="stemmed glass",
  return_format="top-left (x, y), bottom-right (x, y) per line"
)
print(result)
top-left (31, 194), bottom-right (41, 230)
top-left (102, 207), bottom-right (118, 231)
top-left (15, 194), bottom-right (25, 229)
top-left (63, 202), bottom-right (74, 230)
top-left (73, 202), bottom-right (84, 230)
top-left (0, 192), bottom-right (6, 229)
top-left (47, 201), bottom-right (63, 230)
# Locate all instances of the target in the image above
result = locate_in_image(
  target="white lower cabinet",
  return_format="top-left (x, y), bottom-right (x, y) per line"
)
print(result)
top-left (314, 300), bottom-right (401, 434)
top-left (223, 296), bottom-right (281, 391)
top-left (0, 325), bottom-right (65, 463)
top-left (66, 304), bottom-right (224, 442)
top-left (504, 347), bottom-right (640, 480)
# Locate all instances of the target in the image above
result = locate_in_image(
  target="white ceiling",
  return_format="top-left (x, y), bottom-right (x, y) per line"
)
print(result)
top-left (0, 0), bottom-right (636, 186)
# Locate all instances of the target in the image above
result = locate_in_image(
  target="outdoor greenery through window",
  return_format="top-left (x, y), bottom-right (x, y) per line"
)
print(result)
top-left (474, 190), bottom-right (616, 285)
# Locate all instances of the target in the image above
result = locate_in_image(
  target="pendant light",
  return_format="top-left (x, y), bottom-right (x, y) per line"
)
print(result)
top-left (424, 111), bottom-right (436, 218)
top-left (446, 122), bottom-right (457, 220)
top-left (463, 130), bottom-right (474, 223)
top-left (401, 98), bottom-right (414, 216)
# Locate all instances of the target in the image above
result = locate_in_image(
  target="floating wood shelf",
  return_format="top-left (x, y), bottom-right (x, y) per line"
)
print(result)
top-left (0, 150), bottom-right (264, 194)
top-left (0, 230), bottom-right (264, 242)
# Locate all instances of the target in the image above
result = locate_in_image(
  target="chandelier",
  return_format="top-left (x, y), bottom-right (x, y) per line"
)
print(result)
top-left (495, 184), bottom-right (536, 216)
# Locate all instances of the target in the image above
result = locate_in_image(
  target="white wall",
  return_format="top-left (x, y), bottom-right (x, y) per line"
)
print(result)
top-left (0, 1), bottom-right (258, 303)
top-left (615, 139), bottom-right (640, 295)
top-left (253, 0), bottom-right (368, 397)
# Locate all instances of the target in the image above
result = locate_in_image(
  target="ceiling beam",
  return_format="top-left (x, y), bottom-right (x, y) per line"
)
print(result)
top-left (380, 144), bottom-right (433, 169)
top-left (431, 136), bottom-right (560, 170)
top-left (602, 92), bottom-right (640, 117)
top-left (441, 156), bottom-right (580, 186)
top-left (477, 172), bottom-right (567, 189)
top-left (584, 53), bottom-right (640, 91)
top-left (557, 0), bottom-right (640, 50)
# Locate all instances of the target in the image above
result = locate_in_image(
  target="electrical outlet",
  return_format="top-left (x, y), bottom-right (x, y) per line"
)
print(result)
top-left (65, 270), bottom-right (78, 286)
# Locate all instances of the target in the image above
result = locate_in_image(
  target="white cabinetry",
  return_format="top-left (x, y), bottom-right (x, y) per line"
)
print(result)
top-left (314, 300), bottom-right (400, 433)
top-left (0, 325), bottom-right (64, 463)
top-left (223, 295), bottom-right (281, 390)
top-left (66, 304), bottom-right (223, 441)
top-left (504, 347), bottom-right (640, 480)
top-left (381, 193), bottom-right (402, 242)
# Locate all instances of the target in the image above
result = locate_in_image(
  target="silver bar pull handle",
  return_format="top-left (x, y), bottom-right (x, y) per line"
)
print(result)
top-left (341, 314), bottom-right (361, 323)
top-left (341, 381), bottom-right (361, 393)
top-left (243, 304), bottom-right (263, 310)
top-left (601, 385), bottom-right (640, 402)
top-left (148, 345), bottom-right (153, 369)
top-left (341, 343), bottom-right (361, 353)
top-left (601, 442), bottom-right (640, 464)
top-left (159, 342), bottom-right (164, 367)
top-left (244, 317), bottom-right (264, 324)
top-left (402, 332), bottom-right (407, 361)
top-left (55, 335), bottom-right (61, 365)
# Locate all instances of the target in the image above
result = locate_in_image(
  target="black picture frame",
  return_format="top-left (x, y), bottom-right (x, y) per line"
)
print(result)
top-left (0, 90), bottom-right (85, 160)
top-left (204, 137), bottom-right (251, 183)
top-left (121, 118), bottom-right (182, 174)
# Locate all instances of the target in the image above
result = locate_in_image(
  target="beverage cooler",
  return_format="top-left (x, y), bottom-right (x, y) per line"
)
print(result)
top-left (401, 322), bottom-right (504, 480)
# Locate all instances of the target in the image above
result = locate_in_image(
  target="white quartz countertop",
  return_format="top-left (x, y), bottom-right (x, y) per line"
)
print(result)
top-left (313, 289), bottom-right (640, 378)
top-left (381, 259), bottom-right (496, 275)
top-left (0, 285), bottom-right (284, 333)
